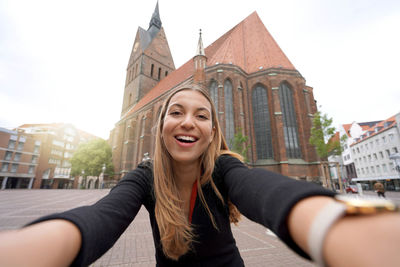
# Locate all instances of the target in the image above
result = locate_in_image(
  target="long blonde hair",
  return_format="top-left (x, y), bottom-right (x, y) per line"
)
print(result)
top-left (153, 83), bottom-right (241, 260)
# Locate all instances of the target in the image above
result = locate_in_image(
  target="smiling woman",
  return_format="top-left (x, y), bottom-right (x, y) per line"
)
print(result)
top-left (1, 84), bottom-right (400, 267)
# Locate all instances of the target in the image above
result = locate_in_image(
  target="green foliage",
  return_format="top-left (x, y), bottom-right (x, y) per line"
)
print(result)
top-left (309, 111), bottom-right (343, 159)
top-left (231, 128), bottom-right (250, 161)
top-left (71, 139), bottom-right (114, 177)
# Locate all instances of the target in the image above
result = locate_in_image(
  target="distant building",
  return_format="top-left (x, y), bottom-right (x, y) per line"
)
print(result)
top-left (350, 113), bottom-right (400, 191)
top-left (331, 120), bottom-right (383, 183)
top-left (0, 123), bottom-right (98, 189)
top-left (110, 3), bottom-right (322, 182)
top-left (0, 127), bottom-right (40, 189)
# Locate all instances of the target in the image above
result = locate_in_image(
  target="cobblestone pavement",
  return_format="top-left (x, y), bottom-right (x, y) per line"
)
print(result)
top-left (7, 189), bottom-right (399, 266)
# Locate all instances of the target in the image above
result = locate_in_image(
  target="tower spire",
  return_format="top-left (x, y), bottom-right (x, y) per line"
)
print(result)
top-left (196, 29), bottom-right (205, 56)
top-left (148, 1), bottom-right (162, 30)
top-left (193, 29), bottom-right (207, 85)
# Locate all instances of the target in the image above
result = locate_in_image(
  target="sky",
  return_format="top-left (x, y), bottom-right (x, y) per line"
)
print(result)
top-left (1, 0), bottom-right (399, 139)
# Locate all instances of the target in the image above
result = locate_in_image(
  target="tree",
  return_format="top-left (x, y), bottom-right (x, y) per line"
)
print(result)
top-left (231, 128), bottom-right (250, 162)
top-left (71, 139), bottom-right (114, 177)
top-left (309, 111), bottom-right (346, 159)
top-left (309, 111), bottom-right (347, 190)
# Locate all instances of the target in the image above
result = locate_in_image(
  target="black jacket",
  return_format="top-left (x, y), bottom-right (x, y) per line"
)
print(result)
top-left (29, 155), bottom-right (334, 266)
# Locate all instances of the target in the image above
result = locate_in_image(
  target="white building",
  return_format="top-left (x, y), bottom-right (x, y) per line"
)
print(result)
top-left (329, 121), bottom-right (381, 184)
top-left (351, 113), bottom-right (400, 191)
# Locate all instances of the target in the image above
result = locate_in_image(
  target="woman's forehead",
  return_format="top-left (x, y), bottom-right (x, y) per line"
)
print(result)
top-left (168, 90), bottom-right (211, 111)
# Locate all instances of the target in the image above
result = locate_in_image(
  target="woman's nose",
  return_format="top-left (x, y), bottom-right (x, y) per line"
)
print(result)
top-left (180, 115), bottom-right (195, 129)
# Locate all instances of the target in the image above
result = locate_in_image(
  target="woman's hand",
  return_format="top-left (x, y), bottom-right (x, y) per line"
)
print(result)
top-left (0, 219), bottom-right (81, 267)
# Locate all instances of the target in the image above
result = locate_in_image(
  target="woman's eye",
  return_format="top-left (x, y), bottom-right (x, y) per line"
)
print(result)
top-left (169, 111), bottom-right (181, 116)
top-left (197, 114), bottom-right (209, 120)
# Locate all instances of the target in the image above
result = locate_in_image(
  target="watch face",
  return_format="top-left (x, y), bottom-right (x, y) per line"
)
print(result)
top-left (336, 194), bottom-right (400, 214)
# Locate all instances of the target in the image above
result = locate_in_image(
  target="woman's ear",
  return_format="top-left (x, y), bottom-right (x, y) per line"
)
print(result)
top-left (210, 127), bottom-right (216, 143)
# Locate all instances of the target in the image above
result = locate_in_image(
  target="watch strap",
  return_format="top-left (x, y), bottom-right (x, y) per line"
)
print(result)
top-left (308, 200), bottom-right (347, 267)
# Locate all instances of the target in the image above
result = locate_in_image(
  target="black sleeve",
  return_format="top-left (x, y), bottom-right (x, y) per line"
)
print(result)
top-left (215, 155), bottom-right (335, 259)
top-left (26, 163), bottom-right (152, 267)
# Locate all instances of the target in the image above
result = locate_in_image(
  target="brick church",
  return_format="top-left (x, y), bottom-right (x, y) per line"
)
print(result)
top-left (109, 3), bottom-right (321, 182)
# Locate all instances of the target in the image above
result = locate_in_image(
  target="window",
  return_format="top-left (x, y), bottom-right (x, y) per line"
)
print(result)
top-left (370, 141), bottom-right (373, 149)
top-left (224, 80), bottom-right (235, 147)
top-left (51, 149), bottom-right (63, 156)
top-left (14, 152), bottom-right (21, 162)
top-left (52, 140), bottom-right (65, 147)
top-left (357, 147), bottom-right (360, 153)
top-left (11, 163), bottom-right (18, 173)
top-left (8, 140), bottom-right (16, 149)
top-left (383, 164), bottom-right (388, 173)
top-left (209, 80), bottom-right (218, 114)
top-left (42, 168), bottom-right (50, 179)
top-left (389, 162), bottom-right (394, 171)
top-left (28, 165), bottom-right (35, 174)
top-left (4, 151), bottom-right (12, 161)
top-left (1, 163), bottom-right (9, 172)
top-left (365, 143), bottom-right (368, 150)
top-left (386, 149), bottom-right (390, 157)
top-left (373, 153), bottom-right (377, 160)
top-left (17, 142), bottom-right (24, 151)
top-left (165, 71), bottom-right (168, 77)
top-left (379, 151), bottom-right (384, 159)
top-left (252, 85), bottom-right (273, 159)
top-left (279, 82), bottom-right (301, 158)
top-left (371, 166), bottom-right (375, 173)
top-left (31, 155), bottom-right (38, 164)
top-left (33, 145), bottom-right (40, 154)
top-left (389, 134), bottom-right (394, 141)
top-left (368, 155), bottom-right (371, 162)
top-left (382, 136), bottom-right (386, 143)
top-left (376, 139), bottom-right (380, 145)
top-left (158, 67), bottom-right (161, 80)
top-left (363, 156), bottom-right (366, 163)
top-left (393, 147), bottom-right (399, 153)
top-left (376, 165), bottom-right (381, 174)
top-left (150, 64), bottom-right (154, 77)
top-left (361, 168), bottom-right (365, 174)
top-left (366, 167), bottom-right (369, 174)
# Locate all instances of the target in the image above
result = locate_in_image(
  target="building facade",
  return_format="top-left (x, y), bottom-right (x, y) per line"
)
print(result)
top-left (350, 113), bottom-right (400, 190)
top-left (110, 4), bottom-right (322, 182)
top-left (0, 127), bottom-right (40, 189)
top-left (0, 123), bottom-right (98, 189)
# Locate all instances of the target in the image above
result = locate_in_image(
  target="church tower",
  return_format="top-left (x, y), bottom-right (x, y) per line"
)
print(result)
top-left (193, 29), bottom-right (207, 85)
top-left (121, 1), bottom-right (175, 116)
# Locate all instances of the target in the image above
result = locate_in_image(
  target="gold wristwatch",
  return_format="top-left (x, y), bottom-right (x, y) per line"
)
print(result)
top-left (308, 194), bottom-right (399, 267)
top-left (335, 194), bottom-right (400, 215)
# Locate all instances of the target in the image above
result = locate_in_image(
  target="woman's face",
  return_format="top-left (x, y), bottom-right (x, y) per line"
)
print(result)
top-left (162, 90), bottom-right (215, 166)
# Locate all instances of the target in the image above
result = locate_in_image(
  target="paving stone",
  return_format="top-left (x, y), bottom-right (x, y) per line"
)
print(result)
top-left (0, 189), bottom-right (314, 266)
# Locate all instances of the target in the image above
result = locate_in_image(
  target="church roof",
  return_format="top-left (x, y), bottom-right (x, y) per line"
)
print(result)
top-left (206, 11), bottom-right (295, 73)
top-left (122, 11), bottom-right (295, 120)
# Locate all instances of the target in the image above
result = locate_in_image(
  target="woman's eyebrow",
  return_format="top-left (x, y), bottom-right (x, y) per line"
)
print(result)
top-left (168, 103), bottom-right (211, 113)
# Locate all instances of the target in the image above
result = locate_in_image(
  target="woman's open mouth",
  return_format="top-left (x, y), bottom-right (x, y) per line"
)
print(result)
top-left (175, 135), bottom-right (198, 143)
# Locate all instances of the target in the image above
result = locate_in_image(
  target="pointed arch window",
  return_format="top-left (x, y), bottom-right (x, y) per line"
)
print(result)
top-left (209, 80), bottom-right (218, 114)
top-left (279, 82), bottom-right (301, 158)
top-left (252, 85), bottom-right (273, 159)
top-left (224, 79), bottom-right (235, 147)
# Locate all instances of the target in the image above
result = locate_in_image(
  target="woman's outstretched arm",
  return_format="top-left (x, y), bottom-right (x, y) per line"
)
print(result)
top-left (0, 219), bottom-right (81, 267)
top-left (288, 196), bottom-right (400, 267)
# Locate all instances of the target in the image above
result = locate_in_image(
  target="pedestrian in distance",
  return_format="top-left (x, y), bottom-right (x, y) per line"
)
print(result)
top-left (374, 181), bottom-right (386, 198)
top-left (1, 84), bottom-right (400, 267)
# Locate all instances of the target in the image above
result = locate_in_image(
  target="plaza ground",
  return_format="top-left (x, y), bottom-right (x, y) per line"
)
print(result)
top-left (1, 189), bottom-right (400, 266)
